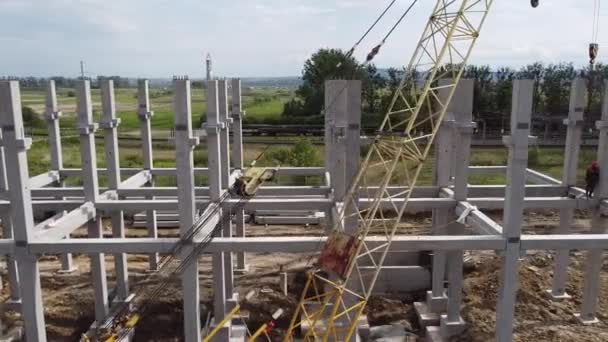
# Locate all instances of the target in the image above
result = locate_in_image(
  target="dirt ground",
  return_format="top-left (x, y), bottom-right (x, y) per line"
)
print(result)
top-left (0, 210), bottom-right (606, 341)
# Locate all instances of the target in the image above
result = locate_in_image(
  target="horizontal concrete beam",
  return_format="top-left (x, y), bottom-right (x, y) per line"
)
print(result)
top-left (29, 235), bottom-right (507, 254)
top-left (119, 170), bottom-right (151, 188)
top-left (29, 170), bottom-right (60, 188)
top-left (455, 201), bottom-right (503, 235)
top-left (521, 234), bottom-right (608, 250)
top-left (526, 168), bottom-right (561, 185)
top-left (33, 202), bottom-right (95, 240)
top-left (59, 167), bottom-right (327, 178)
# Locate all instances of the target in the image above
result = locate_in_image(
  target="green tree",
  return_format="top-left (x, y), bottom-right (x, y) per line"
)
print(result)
top-left (362, 64), bottom-right (386, 115)
top-left (283, 48), bottom-right (365, 118)
top-left (518, 62), bottom-right (544, 113)
top-left (494, 67), bottom-right (515, 113)
top-left (463, 65), bottom-right (494, 115)
top-left (542, 63), bottom-right (575, 115)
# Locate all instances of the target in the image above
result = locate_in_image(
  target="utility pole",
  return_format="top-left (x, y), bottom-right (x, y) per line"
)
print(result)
top-left (80, 60), bottom-right (85, 80)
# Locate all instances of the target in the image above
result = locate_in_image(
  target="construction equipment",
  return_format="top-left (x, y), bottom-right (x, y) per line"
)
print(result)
top-left (285, 0), bottom-right (496, 340)
top-left (86, 190), bottom-right (253, 342)
top-left (232, 167), bottom-right (277, 197)
top-left (202, 291), bottom-right (284, 342)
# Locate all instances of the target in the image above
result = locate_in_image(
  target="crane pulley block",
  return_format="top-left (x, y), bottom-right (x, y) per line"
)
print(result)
top-left (590, 43), bottom-right (599, 65)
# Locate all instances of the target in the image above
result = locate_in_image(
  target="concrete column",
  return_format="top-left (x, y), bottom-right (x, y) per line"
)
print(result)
top-left (325, 80), bottom-right (347, 201)
top-left (0, 127), bottom-right (20, 302)
top-left (137, 79), bottom-right (159, 271)
top-left (577, 80), bottom-right (608, 323)
top-left (230, 79), bottom-right (244, 170)
top-left (495, 80), bottom-right (533, 342)
top-left (548, 78), bottom-right (586, 300)
top-left (428, 79), bottom-right (457, 312)
top-left (76, 80), bottom-right (109, 324)
top-left (174, 78), bottom-right (201, 342)
top-left (345, 81), bottom-right (361, 232)
top-left (231, 79), bottom-right (247, 272)
top-left (218, 80), bottom-right (234, 295)
top-left (0, 80), bottom-right (46, 341)
top-left (441, 80), bottom-right (474, 336)
top-left (100, 79), bottom-right (129, 301)
top-left (45, 80), bottom-right (75, 273)
top-left (207, 80), bottom-right (229, 339)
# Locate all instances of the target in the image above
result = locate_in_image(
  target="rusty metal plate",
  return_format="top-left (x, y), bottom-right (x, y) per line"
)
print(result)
top-left (318, 231), bottom-right (359, 279)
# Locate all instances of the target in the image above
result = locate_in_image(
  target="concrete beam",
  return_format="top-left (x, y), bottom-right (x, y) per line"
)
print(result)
top-left (29, 235), bottom-right (507, 254)
top-left (29, 171), bottom-right (60, 188)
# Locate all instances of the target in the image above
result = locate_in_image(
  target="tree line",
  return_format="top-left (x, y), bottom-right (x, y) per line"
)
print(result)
top-left (282, 49), bottom-right (608, 127)
top-left (8, 76), bottom-right (131, 89)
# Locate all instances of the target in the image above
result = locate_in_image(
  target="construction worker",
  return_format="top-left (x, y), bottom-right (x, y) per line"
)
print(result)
top-left (585, 160), bottom-right (600, 198)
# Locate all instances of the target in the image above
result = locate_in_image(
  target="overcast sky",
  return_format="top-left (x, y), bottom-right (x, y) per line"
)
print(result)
top-left (0, 0), bottom-right (605, 78)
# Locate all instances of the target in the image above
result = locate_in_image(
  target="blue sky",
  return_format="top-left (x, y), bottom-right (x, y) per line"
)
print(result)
top-left (0, 0), bottom-right (605, 78)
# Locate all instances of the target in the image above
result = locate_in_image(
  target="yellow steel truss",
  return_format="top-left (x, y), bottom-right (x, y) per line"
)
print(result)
top-left (285, 0), bottom-right (494, 340)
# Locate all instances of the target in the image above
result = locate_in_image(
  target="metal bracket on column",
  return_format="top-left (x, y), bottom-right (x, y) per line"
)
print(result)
top-left (98, 118), bottom-right (121, 129)
top-left (46, 111), bottom-right (62, 121)
top-left (78, 123), bottom-right (99, 135)
top-left (0, 127), bottom-right (32, 150)
top-left (563, 117), bottom-right (585, 127)
top-left (454, 121), bottom-right (477, 134)
top-left (231, 110), bottom-right (245, 120)
top-left (595, 120), bottom-right (608, 130)
top-left (174, 124), bottom-right (201, 147)
top-left (138, 109), bottom-right (154, 121)
top-left (201, 122), bottom-right (225, 136)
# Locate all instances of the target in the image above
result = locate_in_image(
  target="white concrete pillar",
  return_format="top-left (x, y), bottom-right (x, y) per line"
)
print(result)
top-left (230, 78), bottom-right (244, 170)
top-left (100, 79), bottom-right (129, 301)
top-left (231, 79), bottom-right (248, 272)
top-left (45, 80), bottom-right (75, 273)
top-left (325, 80), bottom-right (348, 201)
top-left (0, 80), bottom-right (47, 341)
top-left (76, 80), bottom-right (109, 324)
top-left (577, 80), bottom-right (608, 323)
top-left (428, 105), bottom-right (453, 311)
top-left (0, 127), bottom-right (20, 302)
top-left (218, 80), bottom-right (234, 295)
top-left (174, 78), bottom-right (201, 342)
top-left (495, 79), bottom-right (533, 342)
top-left (548, 78), bottom-right (586, 300)
top-left (137, 79), bottom-right (160, 271)
top-left (207, 80), bottom-right (230, 340)
top-left (441, 80), bottom-right (474, 334)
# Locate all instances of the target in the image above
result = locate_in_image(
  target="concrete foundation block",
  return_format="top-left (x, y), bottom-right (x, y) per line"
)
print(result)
top-left (56, 266), bottom-right (78, 274)
top-left (358, 266), bottom-right (430, 294)
top-left (574, 313), bottom-right (601, 325)
top-left (545, 289), bottom-right (572, 301)
top-left (425, 326), bottom-right (444, 342)
top-left (414, 302), bottom-right (440, 328)
top-left (425, 290), bottom-right (448, 313)
top-left (233, 265), bottom-right (250, 274)
top-left (439, 314), bottom-right (466, 338)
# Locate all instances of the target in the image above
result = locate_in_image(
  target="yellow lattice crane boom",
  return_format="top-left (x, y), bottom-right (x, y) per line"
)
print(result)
top-left (285, 0), bottom-right (495, 340)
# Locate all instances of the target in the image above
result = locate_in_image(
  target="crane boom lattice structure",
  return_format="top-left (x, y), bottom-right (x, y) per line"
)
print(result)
top-left (286, 0), bottom-right (494, 340)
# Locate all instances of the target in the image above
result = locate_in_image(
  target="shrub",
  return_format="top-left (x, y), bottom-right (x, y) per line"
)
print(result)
top-left (22, 106), bottom-right (45, 128)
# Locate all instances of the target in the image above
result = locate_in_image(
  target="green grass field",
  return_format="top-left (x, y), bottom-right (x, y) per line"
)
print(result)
top-left (19, 86), bottom-right (597, 187)
top-left (20, 86), bottom-right (294, 131)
